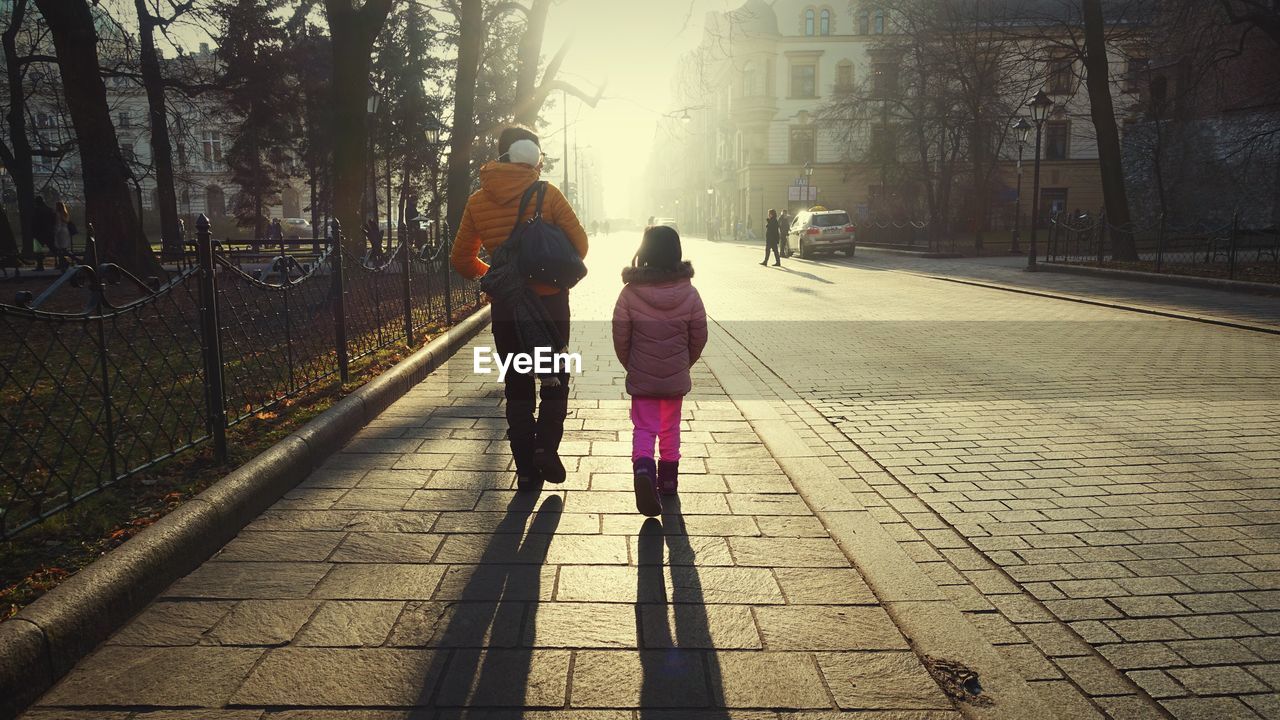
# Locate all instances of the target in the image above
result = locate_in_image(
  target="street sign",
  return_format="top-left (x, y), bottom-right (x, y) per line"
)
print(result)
top-left (788, 186), bottom-right (818, 202)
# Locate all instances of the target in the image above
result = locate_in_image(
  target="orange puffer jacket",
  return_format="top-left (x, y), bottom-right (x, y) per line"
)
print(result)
top-left (450, 161), bottom-right (589, 296)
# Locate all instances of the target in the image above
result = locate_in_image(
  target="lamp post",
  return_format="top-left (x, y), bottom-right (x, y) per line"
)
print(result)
top-left (366, 92), bottom-right (381, 255)
top-left (706, 187), bottom-right (715, 239)
top-left (1012, 117), bottom-right (1032, 254)
top-left (1027, 90), bottom-right (1052, 270)
top-left (803, 161), bottom-right (814, 208)
top-left (424, 116), bottom-right (443, 249)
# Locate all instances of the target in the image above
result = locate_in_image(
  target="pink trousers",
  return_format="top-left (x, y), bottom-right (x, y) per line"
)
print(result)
top-left (630, 396), bottom-right (683, 461)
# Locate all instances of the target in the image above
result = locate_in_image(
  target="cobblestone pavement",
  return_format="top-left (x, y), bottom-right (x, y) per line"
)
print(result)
top-left (689, 236), bottom-right (1280, 720)
top-left (23, 238), bottom-right (972, 719)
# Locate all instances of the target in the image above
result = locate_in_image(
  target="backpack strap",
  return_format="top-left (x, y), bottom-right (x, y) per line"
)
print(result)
top-left (510, 181), bottom-right (548, 237)
top-left (534, 181), bottom-right (548, 215)
top-left (510, 182), bottom-right (541, 237)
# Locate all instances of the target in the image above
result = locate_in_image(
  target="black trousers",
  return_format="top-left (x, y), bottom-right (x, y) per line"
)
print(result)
top-left (763, 240), bottom-right (781, 264)
top-left (491, 290), bottom-right (571, 474)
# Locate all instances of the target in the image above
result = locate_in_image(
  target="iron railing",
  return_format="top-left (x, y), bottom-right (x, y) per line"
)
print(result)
top-left (1046, 209), bottom-right (1280, 284)
top-left (0, 215), bottom-right (481, 539)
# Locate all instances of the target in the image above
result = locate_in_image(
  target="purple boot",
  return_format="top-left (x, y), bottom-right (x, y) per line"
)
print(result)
top-left (633, 457), bottom-right (662, 517)
top-left (658, 460), bottom-right (679, 496)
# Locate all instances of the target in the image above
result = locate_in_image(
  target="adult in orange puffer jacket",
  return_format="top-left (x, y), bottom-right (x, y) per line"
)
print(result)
top-left (451, 126), bottom-right (589, 490)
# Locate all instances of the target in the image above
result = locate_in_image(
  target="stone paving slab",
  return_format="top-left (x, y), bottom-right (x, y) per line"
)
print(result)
top-left (685, 235), bottom-right (1280, 719)
top-left (22, 314), bottom-right (961, 717)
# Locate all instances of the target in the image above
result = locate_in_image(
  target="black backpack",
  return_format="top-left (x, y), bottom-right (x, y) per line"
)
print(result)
top-left (508, 181), bottom-right (587, 290)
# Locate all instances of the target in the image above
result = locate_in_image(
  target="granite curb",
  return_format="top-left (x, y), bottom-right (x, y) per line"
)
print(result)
top-left (1038, 260), bottom-right (1280, 297)
top-left (0, 305), bottom-right (491, 720)
top-left (896, 270), bottom-right (1280, 334)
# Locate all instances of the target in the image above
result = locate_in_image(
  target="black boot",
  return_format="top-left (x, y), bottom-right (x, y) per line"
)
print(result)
top-left (658, 460), bottom-right (679, 496)
top-left (633, 457), bottom-right (661, 517)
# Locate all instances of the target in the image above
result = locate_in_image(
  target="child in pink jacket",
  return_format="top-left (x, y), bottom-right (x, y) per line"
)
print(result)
top-left (612, 225), bottom-right (708, 517)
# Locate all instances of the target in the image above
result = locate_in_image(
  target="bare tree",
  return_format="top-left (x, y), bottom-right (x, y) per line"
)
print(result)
top-left (444, 0), bottom-right (483, 236)
top-left (33, 0), bottom-right (158, 274)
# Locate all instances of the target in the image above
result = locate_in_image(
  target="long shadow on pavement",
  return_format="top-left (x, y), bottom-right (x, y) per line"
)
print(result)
top-left (412, 490), bottom-right (563, 710)
top-left (638, 501), bottom-right (730, 717)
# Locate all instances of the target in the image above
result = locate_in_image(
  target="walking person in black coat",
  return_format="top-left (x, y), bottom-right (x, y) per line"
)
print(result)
top-left (761, 209), bottom-right (782, 266)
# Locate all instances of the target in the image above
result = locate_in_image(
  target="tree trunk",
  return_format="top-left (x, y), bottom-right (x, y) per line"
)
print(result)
top-left (134, 0), bottom-right (181, 259)
top-left (324, 0), bottom-right (394, 251)
top-left (2, 0), bottom-right (37, 257)
top-left (34, 0), bottom-right (157, 275)
top-left (1082, 0), bottom-right (1135, 259)
top-left (445, 0), bottom-right (484, 237)
top-left (512, 0), bottom-right (552, 126)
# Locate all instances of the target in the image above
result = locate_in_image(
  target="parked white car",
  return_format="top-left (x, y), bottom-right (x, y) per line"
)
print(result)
top-left (282, 217), bottom-right (313, 238)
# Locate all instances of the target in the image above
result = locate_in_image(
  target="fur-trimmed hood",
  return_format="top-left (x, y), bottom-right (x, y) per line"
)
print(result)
top-left (621, 261), bottom-right (694, 286)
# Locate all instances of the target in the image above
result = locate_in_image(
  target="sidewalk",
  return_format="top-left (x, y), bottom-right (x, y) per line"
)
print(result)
top-left (21, 322), bottom-right (964, 717)
top-left (851, 249), bottom-right (1280, 330)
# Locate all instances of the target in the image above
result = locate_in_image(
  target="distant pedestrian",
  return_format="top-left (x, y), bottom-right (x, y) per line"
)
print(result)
top-left (268, 217), bottom-right (284, 244)
top-left (603, 220), bottom-right (611, 235)
top-left (365, 216), bottom-right (382, 259)
top-left (612, 224), bottom-right (708, 517)
top-left (762, 209), bottom-right (781, 266)
top-left (590, 219), bottom-right (599, 236)
top-left (32, 197), bottom-right (55, 271)
top-left (52, 201), bottom-right (73, 269)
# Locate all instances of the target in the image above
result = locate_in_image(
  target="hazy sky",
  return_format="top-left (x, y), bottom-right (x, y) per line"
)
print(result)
top-left (541, 0), bottom-right (735, 218)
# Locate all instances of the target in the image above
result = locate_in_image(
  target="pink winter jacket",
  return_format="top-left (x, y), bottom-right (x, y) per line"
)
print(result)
top-left (612, 261), bottom-right (709, 397)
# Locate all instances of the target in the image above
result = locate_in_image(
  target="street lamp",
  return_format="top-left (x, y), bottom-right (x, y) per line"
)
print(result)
top-left (803, 161), bottom-right (814, 208)
top-left (1027, 89), bottom-right (1052, 269)
top-left (423, 115), bottom-right (444, 248)
top-left (706, 187), bottom-right (715, 239)
top-left (1012, 117), bottom-right (1032, 254)
top-left (366, 91), bottom-right (382, 255)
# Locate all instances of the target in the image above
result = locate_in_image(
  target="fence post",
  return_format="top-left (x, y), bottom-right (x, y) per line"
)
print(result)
top-left (443, 247), bottom-right (454, 324)
top-left (195, 214), bottom-right (227, 462)
top-left (89, 269), bottom-right (119, 481)
top-left (85, 223), bottom-right (100, 268)
top-left (401, 237), bottom-right (413, 346)
top-left (331, 220), bottom-right (350, 383)
top-left (1229, 211), bottom-right (1240, 280)
top-left (1156, 213), bottom-right (1166, 273)
top-left (1097, 208), bottom-right (1106, 266)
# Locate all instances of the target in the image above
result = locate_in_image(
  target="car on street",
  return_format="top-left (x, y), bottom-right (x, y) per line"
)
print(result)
top-left (791, 208), bottom-right (855, 258)
top-left (652, 217), bottom-right (679, 234)
top-left (282, 217), bottom-right (314, 239)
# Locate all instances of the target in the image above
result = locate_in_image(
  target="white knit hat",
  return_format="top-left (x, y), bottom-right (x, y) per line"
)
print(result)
top-left (506, 138), bottom-right (541, 166)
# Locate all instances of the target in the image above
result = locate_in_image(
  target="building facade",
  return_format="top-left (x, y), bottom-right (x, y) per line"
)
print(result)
top-left (647, 0), bottom-right (1146, 239)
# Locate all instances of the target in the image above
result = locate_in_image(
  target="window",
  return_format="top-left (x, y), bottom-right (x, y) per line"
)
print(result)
top-left (121, 142), bottom-right (136, 163)
top-left (1048, 56), bottom-right (1074, 94)
top-left (118, 112), bottom-right (131, 128)
top-left (1149, 75), bottom-right (1169, 116)
top-left (35, 112), bottom-right (51, 129)
top-left (791, 63), bottom-right (817, 98)
top-left (836, 62), bottom-right (854, 92)
top-left (1045, 121), bottom-right (1069, 160)
top-left (870, 125), bottom-right (896, 163)
top-left (1125, 57), bottom-right (1148, 93)
top-left (873, 10), bottom-right (885, 34)
top-left (805, 8), bottom-right (815, 36)
top-left (820, 9), bottom-right (831, 35)
top-left (1039, 188), bottom-right (1068, 224)
top-left (201, 131), bottom-right (222, 170)
top-left (858, 11), bottom-right (870, 34)
top-left (790, 127), bottom-right (816, 165)
top-left (871, 62), bottom-right (898, 97)
top-left (742, 60), bottom-right (760, 97)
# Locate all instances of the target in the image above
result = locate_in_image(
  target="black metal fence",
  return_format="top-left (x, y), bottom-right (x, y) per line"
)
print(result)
top-left (856, 219), bottom-right (933, 250)
top-left (0, 216), bottom-right (480, 539)
top-left (1046, 210), bottom-right (1280, 284)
